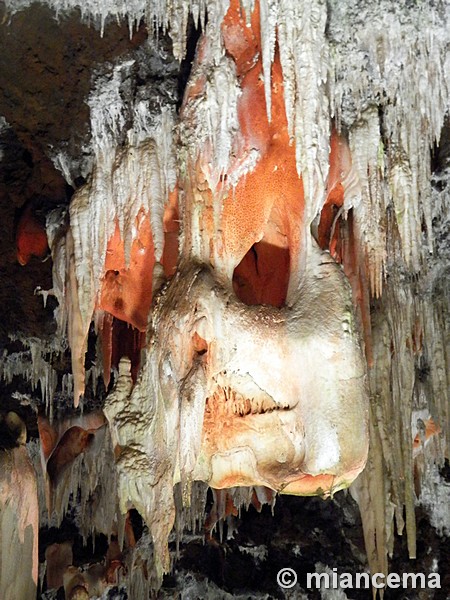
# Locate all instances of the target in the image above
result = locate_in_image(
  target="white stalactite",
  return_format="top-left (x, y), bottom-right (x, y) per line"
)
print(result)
top-left (50, 58), bottom-right (177, 403)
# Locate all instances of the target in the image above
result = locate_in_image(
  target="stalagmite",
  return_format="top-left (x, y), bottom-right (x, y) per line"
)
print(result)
top-left (0, 413), bottom-right (39, 600)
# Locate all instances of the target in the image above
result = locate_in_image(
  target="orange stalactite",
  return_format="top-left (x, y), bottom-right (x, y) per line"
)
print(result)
top-left (406, 319), bottom-right (424, 355)
top-left (220, 0), bottom-right (304, 305)
top-left (16, 203), bottom-right (49, 265)
top-left (250, 489), bottom-right (263, 513)
top-left (413, 418), bottom-right (441, 454)
top-left (162, 188), bottom-right (180, 278)
top-left (315, 129), bottom-right (374, 367)
top-left (97, 196), bottom-right (179, 387)
top-left (249, 487), bottom-right (275, 512)
top-left (327, 128), bottom-right (354, 201)
top-left (100, 312), bottom-right (114, 389)
top-left (317, 197), bottom-right (344, 264)
top-left (98, 212), bottom-right (155, 332)
top-left (317, 128), bottom-right (351, 257)
top-left (46, 426), bottom-right (95, 483)
top-left (204, 487), bottom-right (275, 537)
top-left (38, 417), bottom-right (60, 462)
top-left (204, 489), bottom-right (239, 540)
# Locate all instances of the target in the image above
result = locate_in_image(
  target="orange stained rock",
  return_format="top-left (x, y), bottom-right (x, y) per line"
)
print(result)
top-left (317, 129), bottom-right (347, 257)
top-left (204, 489), bottom-right (239, 539)
top-left (96, 192), bottom-right (179, 388)
top-left (221, 0), bottom-right (304, 279)
top-left (313, 129), bottom-right (375, 366)
top-left (38, 411), bottom-right (105, 513)
top-left (316, 137), bottom-right (375, 366)
top-left (97, 197), bottom-right (179, 386)
top-left (282, 469), bottom-right (364, 497)
top-left (38, 411), bottom-right (105, 461)
top-left (413, 418), bottom-right (441, 454)
top-left (46, 426), bottom-right (94, 483)
top-left (180, 0), bottom-right (303, 306)
top-left (98, 212), bottom-right (155, 332)
top-left (98, 194), bottom-right (179, 333)
top-left (162, 188), bottom-right (180, 278)
top-left (38, 417), bottom-right (59, 461)
top-left (16, 203), bottom-right (49, 265)
top-left (185, 2), bottom-right (366, 309)
top-left (38, 414), bottom-right (105, 514)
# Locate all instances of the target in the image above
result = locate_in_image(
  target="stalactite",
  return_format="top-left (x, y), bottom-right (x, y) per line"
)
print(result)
top-left (276, 0), bottom-right (329, 222)
top-left (1, 1), bottom-right (449, 596)
top-left (174, 481), bottom-right (210, 547)
top-left (49, 58), bottom-right (177, 404)
top-left (61, 2), bottom-right (449, 592)
top-left (76, 425), bottom-right (125, 542)
top-left (204, 485), bottom-right (276, 541)
top-left (348, 109), bottom-right (387, 299)
top-left (0, 337), bottom-right (61, 415)
top-left (350, 244), bottom-right (449, 592)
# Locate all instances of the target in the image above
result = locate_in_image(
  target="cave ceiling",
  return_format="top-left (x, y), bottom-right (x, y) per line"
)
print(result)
top-left (0, 0), bottom-right (449, 598)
